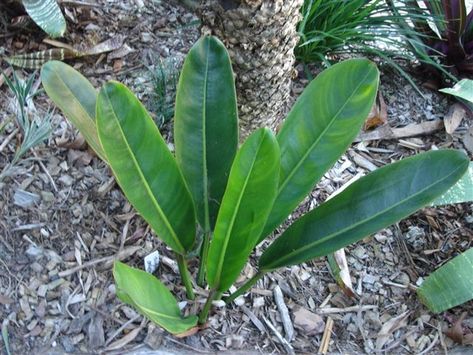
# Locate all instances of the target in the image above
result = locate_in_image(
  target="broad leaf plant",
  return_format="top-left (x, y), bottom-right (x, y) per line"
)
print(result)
top-left (41, 36), bottom-right (469, 334)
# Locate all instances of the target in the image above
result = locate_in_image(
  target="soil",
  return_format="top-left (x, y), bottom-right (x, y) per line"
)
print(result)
top-left (0, 1), bottom-right (472, 354)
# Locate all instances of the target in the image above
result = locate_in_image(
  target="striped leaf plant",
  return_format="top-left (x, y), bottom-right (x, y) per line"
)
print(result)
top-left (22, 0), bottom-right (66, 38)
top-left (41, 36), bottom-right (469, 334)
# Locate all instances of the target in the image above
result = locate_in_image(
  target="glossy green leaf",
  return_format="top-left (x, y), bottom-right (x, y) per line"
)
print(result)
top-left (207, 128), bottom-right (280, 292)
top-left (41, 61), bottom-right (106, 161)
top-left (113, 262), bottom-right (198, 334)
top-left (431, 162), bottom-right (473, 206)
top-left (259, 150), bottom-right (469, 271)
top-left (23, 0), bottom-right (66, 38)
top-left (418, 248), bottom-right (473, 313)
top-left (260, 59), bottom-right (379, 241)
top-left (439, 79), bottom-right (473, 103)
top-left (174, 36), bottom-right (238, 231)
top-left (97, 82), bottom-right (195, 255)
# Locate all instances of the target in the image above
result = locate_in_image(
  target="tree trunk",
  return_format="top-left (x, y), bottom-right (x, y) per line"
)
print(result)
top-left (199, 0), bottom-right (303, 138)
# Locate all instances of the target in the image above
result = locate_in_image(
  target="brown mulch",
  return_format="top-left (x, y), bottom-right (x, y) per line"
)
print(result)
top-left (1, 1), bottom-right (472, 354)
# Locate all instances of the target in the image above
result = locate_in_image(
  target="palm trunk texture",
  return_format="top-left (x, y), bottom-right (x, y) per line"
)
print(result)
top-left (199, 0), bottom-right (303, 138)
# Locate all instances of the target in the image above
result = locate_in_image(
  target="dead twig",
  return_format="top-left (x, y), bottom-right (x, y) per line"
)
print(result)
top-left (316, 305), bottom-right (377, 315)
top-left (318, 316), bottom-right (334, 354)
top-left (31, 150), bottom-right (58, 192)
top-left (58, 246), bottom-right (140, 277)
top-left (262, 315), bottom-right (295, 355)
top-left (355, 120), bottom-right (443, 142)
top-left (105, 315), bottom-right (141, 347)
top-left (273, 285), bottom-right (294, 341)
top-left (0, 128), bottom-right (19, 153)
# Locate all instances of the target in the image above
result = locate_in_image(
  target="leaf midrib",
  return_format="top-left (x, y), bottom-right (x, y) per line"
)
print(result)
top-left (102, 89), bottom-right (185, 253)
top-left (276, 68), bottom-right (373, 196)
top-left (263, 161), bottom-right (465, 270)
top-left (202, 38), bottom-right (211, 232)
top-left (212, 135), bottom-right (264, 289)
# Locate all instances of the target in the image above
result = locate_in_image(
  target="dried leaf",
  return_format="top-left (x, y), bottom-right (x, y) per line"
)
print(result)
top-left (444, 103), bottom-right (466, 135)
top-left (327, 249), bottom-right (355, 298)
top-left (376, 311), bottom-right (409, 350)
top-left (105, 326), bottom-right (142, 351)
top-left (445, 312), bottom-right (473, 345)
top-left (364, 92), bottom-right (388, 131)
top-left (84, 35), bottom-right (125, 56)
top-left (174, 325), bottom-right (202, 338)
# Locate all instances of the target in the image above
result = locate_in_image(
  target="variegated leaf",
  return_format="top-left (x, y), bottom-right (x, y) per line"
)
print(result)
top-left (22, 0), bottom-right (66, 38)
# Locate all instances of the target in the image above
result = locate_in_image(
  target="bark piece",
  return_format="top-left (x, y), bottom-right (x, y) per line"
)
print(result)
top-left (293, 306), bottom-right (325, 335)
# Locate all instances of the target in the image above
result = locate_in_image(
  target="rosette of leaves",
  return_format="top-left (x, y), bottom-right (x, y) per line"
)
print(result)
top-left (387, 0), bottom-right (473, 80)
top-left (41, 36), bottom-right (469, 335)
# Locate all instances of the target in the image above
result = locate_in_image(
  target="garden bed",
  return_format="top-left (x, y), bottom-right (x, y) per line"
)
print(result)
top-left (0, 1), bottom-right (472, 354)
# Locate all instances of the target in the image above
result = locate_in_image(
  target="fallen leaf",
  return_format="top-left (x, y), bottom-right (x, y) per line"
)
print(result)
top-left (364, 92), bottom-right (388, 131)
top-left (113, 59), bottom-right (123, 72)
top-left (328, 249), bottom-right (355, 298)
top-left (376, 311), bottom-right (409, 350)
top-left (106, 326), bottom-right (142, 351)
top-left (293, 307), bottom-right (325, 335)
top-left (84, 35), bottom-right (125, 56)
top-left (56, 134), bottom-right (86, 150)
top-left (174, 325), bottom-right (204, 338)
top-left (444, 103), bottom-right (466, 135)
top-left (445, 312), bottom-right (473, 345)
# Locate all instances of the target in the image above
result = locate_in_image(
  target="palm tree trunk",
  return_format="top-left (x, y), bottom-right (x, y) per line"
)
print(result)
top-left (199, 0), bottom-right (303, 138)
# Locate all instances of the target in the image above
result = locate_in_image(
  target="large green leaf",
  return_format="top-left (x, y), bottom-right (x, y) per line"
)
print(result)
top-left (41, 61), bottom-right (106, 161)
top-left (174, 36), bottom-right (238, 232)
top-left (418, 248), bottom-right (473, 313)
top-left (113, 262), bottom-right (198, 334)
top-left (207, 128), bottom-right (280, 292)
top-left (23, 0), bottom-right (66, 38)
top-left (439, 79), bottom-right (473, 103)
top-left (259, 59), bottom-right (379, 241)
top-left (259, 150), bottom-right (469, 271)
top-left (96, 82), bottom-right (195, 255)
top-left (431, 162), bottom-right (473, 206)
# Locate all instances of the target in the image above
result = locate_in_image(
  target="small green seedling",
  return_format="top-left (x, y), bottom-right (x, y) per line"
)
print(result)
top-left (41, 36), bottom-right (469, 334)
top-left (0, 70), bottom-right (52, 181)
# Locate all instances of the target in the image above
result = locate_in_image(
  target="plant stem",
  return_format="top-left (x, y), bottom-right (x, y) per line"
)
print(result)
top-left (198, 289), bottom-right (222, 325)
top-left (176, 253), bottom-right (195, 300)
top-left (196, 230), bottom-right (211, 287)
top-left (223, 271), bottom-right (265, 304)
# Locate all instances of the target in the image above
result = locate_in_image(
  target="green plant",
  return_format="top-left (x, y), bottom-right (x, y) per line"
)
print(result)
top-left (439, 78), bottom-right (473, 110)
top-left (419, 161), bottom-right (473, 313)
top-left (418, 247), bottom-right (473, 313)
top-left (387, 0), bottom-right (473, 81)
top-left (147, 57), bottom-right (179, 128)
top-left (295, 0), bottom-right (433, 92)
top-left (41, 36), bottom-right (469, 334)
top-left (0, 70), bottom-right (52, 181)
top-left (297, 0), bottom-right (387, 63)
top-left (22, 0), bottom-right (66, 38)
